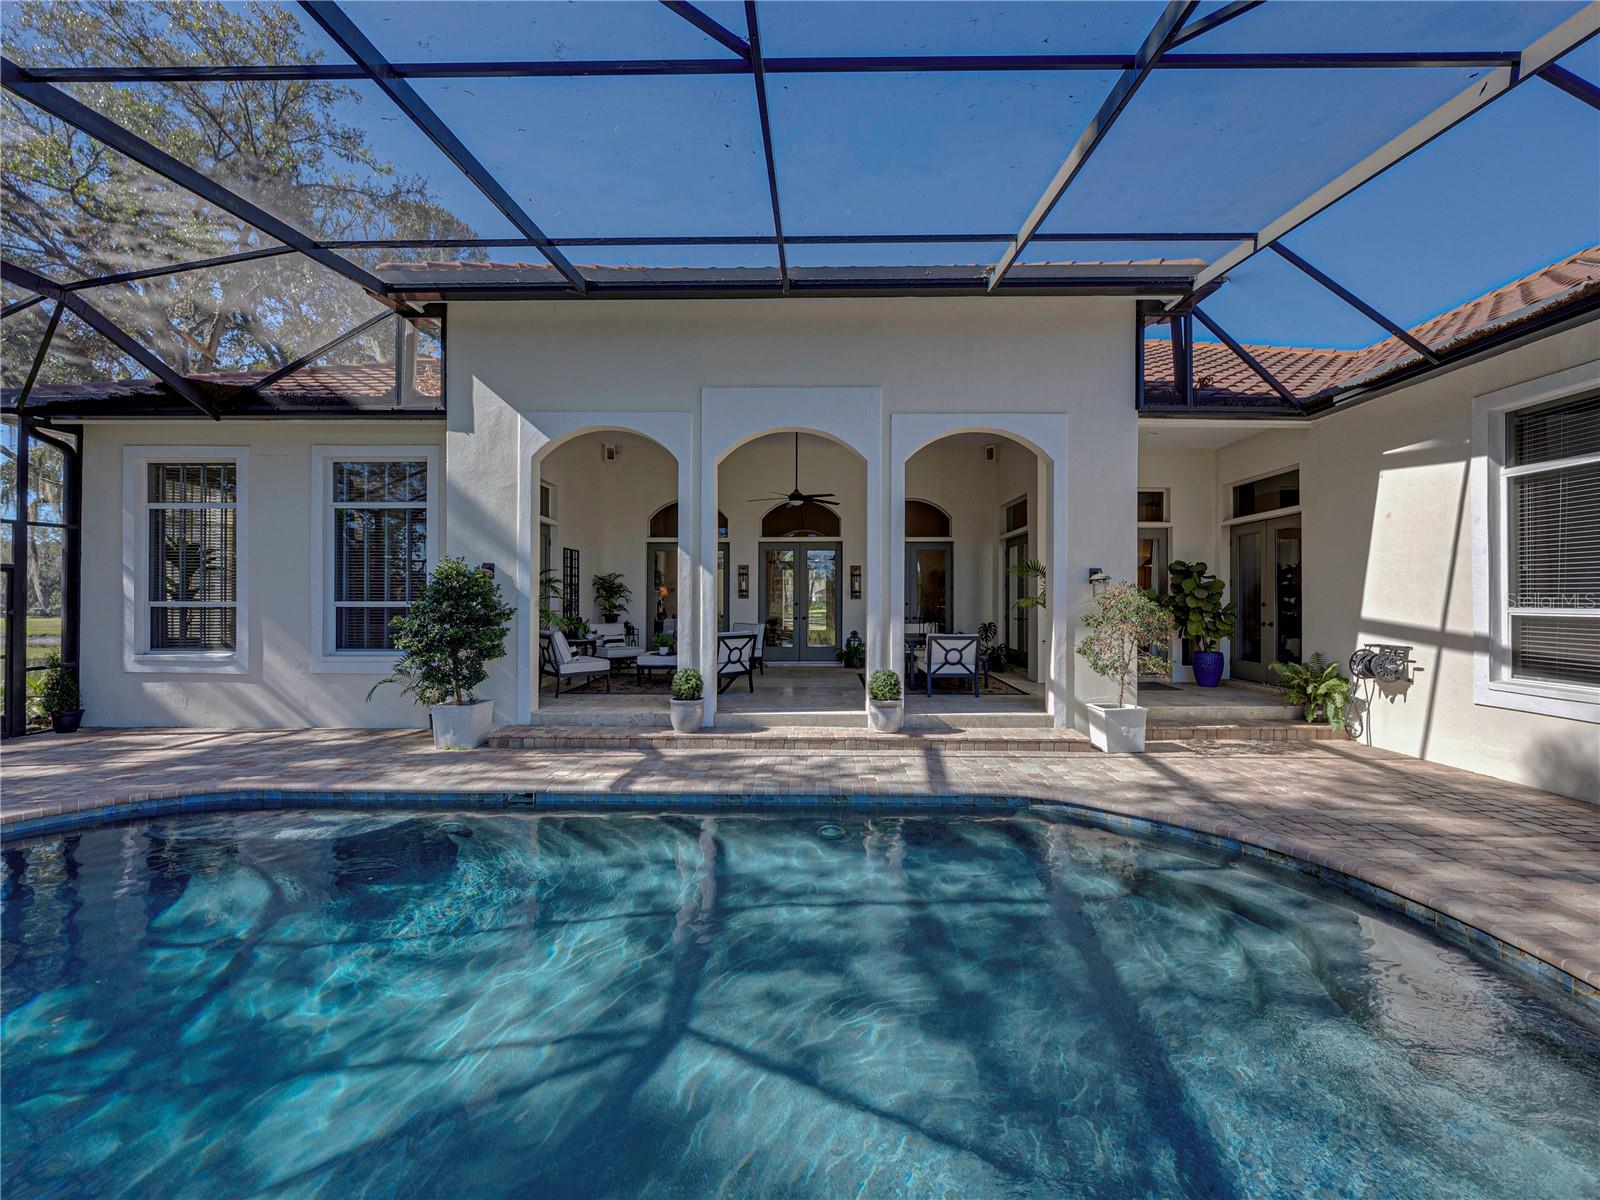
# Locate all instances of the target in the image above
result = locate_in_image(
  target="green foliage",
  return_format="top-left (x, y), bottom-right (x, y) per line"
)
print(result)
top-left (537, 568), bottom-right (563, 630)
top-left (976, 620), bottom-right (1009, 671)
top-left (1008, 558), bottom-right (1047, 609)
top-left (552, 615), bottom-right (591, 639)
top-left (37, 653), bottom-right (80, 715)
top-left (868, 669), bottom-right (902, 702)
top-left (1160, 559), bottom-right (1237, 652)
top-left (368, 558), bottom-right (514, 707)
top-left (649, 633), bottom-right (674, 652)
top-left (835, 639), bottom-right (866, 669)
top-left (1271, 653), bottom-right (1353, 730)
top-left (1076, 582), bottom-right (1177, 707)
top-left (670, 669), bottom-right (703, 702)
top-left (4, 0), bottom-right (474, 384)
top-left (591, 572), bottom-right (632, 622)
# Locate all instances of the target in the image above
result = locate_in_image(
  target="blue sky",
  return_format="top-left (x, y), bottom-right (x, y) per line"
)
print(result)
top-left (16, 1), bottom-right (1600, 350)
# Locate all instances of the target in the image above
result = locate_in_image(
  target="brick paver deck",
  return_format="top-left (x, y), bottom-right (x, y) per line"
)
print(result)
top-left (2, 729), bottom-right (1596, 997)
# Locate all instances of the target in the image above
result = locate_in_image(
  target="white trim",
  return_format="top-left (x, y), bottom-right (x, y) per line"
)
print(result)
top-left (122, 446), bottom-right (249, 674)
top-left (1470, 361), bottom-right (1600, 723)
top-left (1221, 504), bottom-right (1302, 527)
top-left (308, 445), bottom-right (440, 674)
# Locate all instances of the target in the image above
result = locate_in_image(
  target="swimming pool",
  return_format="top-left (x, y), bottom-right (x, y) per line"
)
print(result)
top-left (4, 806), bottom-right (1597, 1199)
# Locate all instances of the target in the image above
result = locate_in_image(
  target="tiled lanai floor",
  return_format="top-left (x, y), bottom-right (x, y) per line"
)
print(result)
top-left (2, 730), bottom-right (1596, 999)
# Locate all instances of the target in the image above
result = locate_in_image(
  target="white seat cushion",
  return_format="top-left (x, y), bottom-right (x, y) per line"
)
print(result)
top-left (600, 643), bottom-right (640, 660)
top-left (548, 630), bottom-right (574, 665)
top-left (557, 655), bottom-right (610, 676)
top-left (591, 622), bottom-right (628, 644)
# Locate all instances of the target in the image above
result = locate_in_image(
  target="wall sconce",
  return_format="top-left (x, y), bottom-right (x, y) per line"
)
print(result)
top-left (850, 564), bottom-right (862, 599)
top-left (1087, 567), bottom-right (1111, 596)
top-left (737, 564), bottom-right (750, 599)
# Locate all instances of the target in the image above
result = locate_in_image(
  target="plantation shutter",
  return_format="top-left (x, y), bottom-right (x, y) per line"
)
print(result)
top-left (147, 463), bottom-right (237, 650)
top-left (1504, 394), bottom-right (1600, 688)
top-left (332, 461), bottom-right (428, 651)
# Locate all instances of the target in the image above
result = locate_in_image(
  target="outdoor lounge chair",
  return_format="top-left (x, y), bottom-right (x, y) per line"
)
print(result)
top-left (590, 622), bottom-right (641, 669)
top-left (915, 633), bottom-right (980, 697)
top-left (540, 630), bottom-right (611, 696)
top-left (716, 631), bottom-right (758, 693)
top-left (732, 621), bottom-right (766, 674)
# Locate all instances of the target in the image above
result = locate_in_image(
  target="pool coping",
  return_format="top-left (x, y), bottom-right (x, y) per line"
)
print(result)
top-left (5, 785), bottom-right (1595, 1009)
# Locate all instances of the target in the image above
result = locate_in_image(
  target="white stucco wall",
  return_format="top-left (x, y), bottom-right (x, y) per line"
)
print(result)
top-left (1139, 320), bottom-right (1600, 802)
top-left (79, 419), bottom-right (445, 728)
top-left (446, 297), bottom-right (1139, 727)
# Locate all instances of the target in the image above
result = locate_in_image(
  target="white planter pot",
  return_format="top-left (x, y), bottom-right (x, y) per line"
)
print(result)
top-left (669, 698), bottom-right (705, 733)
top-left (1087, 703), bottom-right (1149, 754)
top-left (867, 699), bottom-right (904, 734)
top-left (429, 699), bottom-right (496, 750)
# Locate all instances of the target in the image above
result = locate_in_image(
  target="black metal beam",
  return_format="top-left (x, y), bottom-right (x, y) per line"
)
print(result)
top-left (0, 261), bottom-right (221, 419)
top-left (1169, 1), bottom-right (1265, 49)
top-left (237, 311), bottom-right (392, 398)
top-left (1539, 63), bottom-right (1600, 111)
top-left (15, 301), bottom-right (63, 410)
top-left (62, 245), bottom-right (298, 293)
top-left (2, 293), bottom-right (44, 319)
top-left (660, 2), bottom-right (750, 59)
top-left (1269, 243), bottom-right (1439, 364)
top-left (992, 1), bottom-right (1199, 289)
top-left (744, 2), bottom-right (788, 292)
top-left (17, 51), bottom-right (1523, 82)
top-left (1190, 305), bottom-right (1303, 410)
top-left (298, 2), bottom-right (588, 295)
top-left (324, 230), bottom-right (1253, 249)
top-left (0, 57), bottom-right (414, 318)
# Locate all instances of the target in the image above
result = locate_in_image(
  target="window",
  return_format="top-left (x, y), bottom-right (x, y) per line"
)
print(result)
top-left (761, 501), bottom-right (840, 538)
top-left (647, 503), bottom-right (729, 539)
top-left (332, 461), bottom-right (428, 651)
top-left (122, 447), bottom-right (248, 673)
top-left (311, 446), bottom-right (437, 668)
top-left (1473, 371), bottom-right (1599, 723)
top-left (1003, 496), bottom-right (1028, 533)
top-left (905, 499), bottom-right (951, 539)
top-left (1503, 394), bottom-right (1599, 689)
top-left (148, 464), bottom-right (238, 651)
top-left (1138, 489), bottom-right (1169, 524)
top-left (539, 482), bottom-right (554, 520)
top-left (1232, 469), bottom-right (1299, 518)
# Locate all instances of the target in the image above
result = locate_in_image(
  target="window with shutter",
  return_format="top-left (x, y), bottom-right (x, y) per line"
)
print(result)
top-left (147, 463), bottom-right (237, 651)
top-left (1503, 393), bottom-right (1600, 689)
top-left (331, 460), bottom-right (428, 651)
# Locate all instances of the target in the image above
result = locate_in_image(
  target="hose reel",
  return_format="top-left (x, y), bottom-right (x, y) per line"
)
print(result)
top-left (1349, 643), bottom-right (1416, 684)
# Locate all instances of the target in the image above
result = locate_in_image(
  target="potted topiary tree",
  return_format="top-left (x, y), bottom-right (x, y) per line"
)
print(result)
top-left (38, 653), bottom-right (83, 734)
top-left (1162, 559), bottom-right (1237, 688)
top-left (368, 557), bottom-right (516, 750)
top-left (867, 668), bottom-right (903, 733)
top-left (669, 668), bottom-right (704, 732)
top-left (591, 572), bottom-right (632, 624)
top-left (1078, 581), bottom-right (1177, 753)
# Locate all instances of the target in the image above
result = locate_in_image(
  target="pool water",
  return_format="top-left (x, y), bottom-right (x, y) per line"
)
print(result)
top-left (3, 808), bottom-right (1598, 1199)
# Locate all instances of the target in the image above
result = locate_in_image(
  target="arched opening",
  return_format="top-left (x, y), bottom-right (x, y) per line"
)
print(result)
top-left (645, 504), bottom-right (731, 637)
top-left (719, 430), bottom-right (863, 664)
top-left (648, 503), bottom-right (728, 540)
top-left (905, 499), bottom-right (951, 539)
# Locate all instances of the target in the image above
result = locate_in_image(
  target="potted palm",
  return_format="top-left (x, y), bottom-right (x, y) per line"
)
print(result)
top-left (1078, 581), bottom-right (1177, 753)
top-left (1162, 559), bottom-right (1236, 688)
top-left (867, 668), bottom-right (903, 733)
top-left (592, 572), bottom-right (632, 624)
top-left (669, 668), bottom-right (704, 732)
top-left (39, 653), bottom-right (83, 734)
top-left (368, 557), bottom-right (516, 749)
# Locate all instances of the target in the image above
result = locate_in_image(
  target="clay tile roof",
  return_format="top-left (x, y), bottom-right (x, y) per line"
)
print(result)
top-left (1145, 245), bottom-right (1600, 407)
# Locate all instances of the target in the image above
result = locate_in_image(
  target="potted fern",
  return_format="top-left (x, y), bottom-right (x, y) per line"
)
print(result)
top-left (670, 668), bottom-right (704, 732)
top-left (39, 653), bottom-right (83, 734)
top-left (368, 557), bottom-right (516, 749)
top-left (1271, 653), bottom-right (1353, 730)
top-left (1077, 582), bottom-right (1176, 753)
top-left (1161, 559), bottom-right (1236, 687)
top-left (867, 668), bottom-right (903, 733)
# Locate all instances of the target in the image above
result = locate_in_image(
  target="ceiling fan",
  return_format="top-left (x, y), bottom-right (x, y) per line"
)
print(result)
top-left (749, 432), bottom-right (839, 508)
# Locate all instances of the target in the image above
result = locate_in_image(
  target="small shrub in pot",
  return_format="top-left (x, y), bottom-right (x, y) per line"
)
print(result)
top-left (669, 668), bottom-right (705, 732)
top-left (867, 668), bottom-right (903, 734)
top-left (39, 653), bottom-right (83, 734)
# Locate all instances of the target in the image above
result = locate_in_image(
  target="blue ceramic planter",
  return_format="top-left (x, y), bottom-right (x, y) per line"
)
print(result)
top-left (1192, 650), bottom-right (1225, 688)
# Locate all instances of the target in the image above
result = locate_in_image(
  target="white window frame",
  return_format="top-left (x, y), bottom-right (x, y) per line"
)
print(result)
top-left (310, 445), bottom-right (440, 674)
top-left (122, 446), bottom-right (249, 674)
top-left (1136, 486), bottom-right (1171, 527)
top-left (1471, 362), bottom-right (1600, 723)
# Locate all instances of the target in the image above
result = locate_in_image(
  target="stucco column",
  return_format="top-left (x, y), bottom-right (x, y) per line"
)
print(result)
top-left (1043, 450), bottom-right (1070, 729)
top-left (678, 426), bottom-right (703, 719)
top-left (697, 438), bottom-right (721, 726)
top-left (884, 448), bottom-right (905, 697)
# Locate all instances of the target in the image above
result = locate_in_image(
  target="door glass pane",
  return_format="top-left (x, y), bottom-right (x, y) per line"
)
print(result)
top-left (649, 544), bottom-right (676, 638)
top-left (1005, 535), bottom-right (1028, 667)
top-left (806, 549), bottom-right (837, 649)
top-left (764, 549), bottom-right (796, 651)
top-left (1138, 530), bottom-right (1169, 594)
top-left (1274, 527), bottom-right (1303, 666)
top-left (912, 547), bottom-right (949, 631)
top-left (1235, 531), bottom-right (1263, 664)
